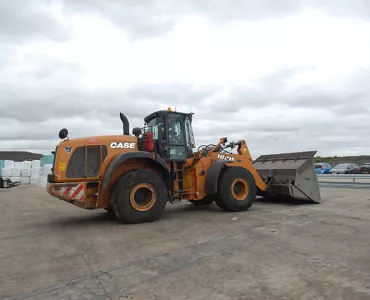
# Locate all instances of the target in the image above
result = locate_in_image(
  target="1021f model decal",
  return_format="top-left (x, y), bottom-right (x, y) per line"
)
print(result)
top-left (217, 154), bottom-right (235, 161)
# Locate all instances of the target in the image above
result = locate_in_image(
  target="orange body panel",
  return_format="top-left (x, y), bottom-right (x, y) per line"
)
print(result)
top-left (181, 140), bottom-right (267, 201)
top-left (53, 135), bottom-right (139, 183)
top-left (47, 136), bottom-right (268, 209)
top-left (49, 135), bottom-right (140, 208)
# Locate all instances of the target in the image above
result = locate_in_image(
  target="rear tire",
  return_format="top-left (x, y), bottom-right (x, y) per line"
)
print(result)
top-left (110, 169), bottom-right (168, 224)
top-left (188, 195), bottom-right (215, 205)
top-left (215, 167), bottom-right (257, 212)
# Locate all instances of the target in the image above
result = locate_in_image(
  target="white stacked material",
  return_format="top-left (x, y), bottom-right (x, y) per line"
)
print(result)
top-left (22, 161), bottom-right (32, 169)
top-left (30, 168), bottom-right (41, 186)
top-left (36, 164), bottom-right (52, 187)
top-left (21, 166), bottom-right (31, 185)
top-left (4, 160), bottom-right (15, 169)
top-left (38, 176), bottom-right (48, 187)
top-left (11, 168), bottom-right (21, 177)
top-left (1, 168), bottom-right (11, 177)
top-left (20, 162), bottom-right (52, 187)
top-left (21, 177), bottom-right (30, 185)
top-left (42, 164), bottom-right (53, 176)
top-left (1, 161), bottom-right (14, 179)
top-left (30, 178), bottom-right (39, 185)
top-left (14, 162), bottom-right (23, 169)
top-left (31, 167), bottom-right (41, 178)
top-left (2, 160), bottom-right (35, 185)
top-left (31, 160), bottom-right (41, 169)
top-left (21, 169), bottom-right (31, 177)
top-left (10, 176), bottom-right (21, 183)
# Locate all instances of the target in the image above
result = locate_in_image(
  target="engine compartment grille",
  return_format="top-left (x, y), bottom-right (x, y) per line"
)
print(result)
top-left (66, 145), bottom-right (107, 178)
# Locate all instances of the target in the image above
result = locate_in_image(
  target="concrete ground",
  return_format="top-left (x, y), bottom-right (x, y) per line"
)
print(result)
top-left (0, 185), bottom-right (370, 300)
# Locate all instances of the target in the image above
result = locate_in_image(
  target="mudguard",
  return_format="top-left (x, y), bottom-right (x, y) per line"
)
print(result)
top-left (100, 151), bottom-right (170, 192)
top-left (205, 160), bottom-right (233, 194)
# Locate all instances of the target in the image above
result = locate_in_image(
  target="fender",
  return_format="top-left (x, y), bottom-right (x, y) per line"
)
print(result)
top-left (205, 160), bottom-right (234, 194)
top-left (100, 151), bottom-right (170, 192)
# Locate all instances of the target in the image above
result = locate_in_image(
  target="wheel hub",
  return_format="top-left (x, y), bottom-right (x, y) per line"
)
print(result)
top-left (231, 178), bottom-right (249, 201)
top-left (130, 183), bottom-right (157, 211)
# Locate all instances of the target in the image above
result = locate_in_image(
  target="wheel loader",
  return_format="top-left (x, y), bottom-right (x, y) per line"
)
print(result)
top-left (46, 108), bottom-right (321, 223)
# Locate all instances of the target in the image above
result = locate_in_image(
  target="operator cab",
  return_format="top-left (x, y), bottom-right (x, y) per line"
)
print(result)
top-left (139, 108), bottom-right (195, 162)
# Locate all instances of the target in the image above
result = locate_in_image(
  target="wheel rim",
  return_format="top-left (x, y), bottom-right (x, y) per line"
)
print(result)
top-left (129, 183), bottom-right (157, 211)
top-left (231, 178), bottom-right (249, 201)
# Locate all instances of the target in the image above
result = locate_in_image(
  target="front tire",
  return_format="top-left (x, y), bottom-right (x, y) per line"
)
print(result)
top-left (215, 167), bottom-right (257, 212)
top-left (111, 169), bottom-right (168, 224)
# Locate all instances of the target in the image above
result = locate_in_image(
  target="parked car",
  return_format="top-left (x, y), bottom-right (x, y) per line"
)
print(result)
top-left (358, 164), bottom-right (370, 174)
top-left (331, 163), bottom-right (359, 174)
top-left (314, 162), bottom-right (332, 174)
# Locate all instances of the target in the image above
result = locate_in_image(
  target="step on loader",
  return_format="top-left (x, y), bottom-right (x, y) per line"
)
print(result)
top-left (46, 108), bottom-right (321, 223)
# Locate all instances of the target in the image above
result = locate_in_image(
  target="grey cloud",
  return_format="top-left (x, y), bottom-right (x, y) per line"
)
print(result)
top-left (197, 67), bottom-right (370, 124)
top-left (16, 54), bottom-right (83, 80)
top-left (1, 0), bottom-right (370, 156)
top-left (190, 70), bottom-right (370, 156)
top-left (0, 52), bottom-right (216, 123)
top-left (0, 78), bottom-right (211, 124)
top-left (61, 0), bottom-right (299, 39)
top-left (62, 0), bottom-right (180, 40)
top-left (315, 0), bottom-right (370, 19)
top-left (0, 117), bottom-right (121, 141)
top-left (60, 0), bottom-right (370, 40)
top-left (1, 62), bottom-right (370, 156)
top-left (0, 44), bottom-right (17, 67)
top-left (0, 0), bottom-right (70, 43)
top-left (3, 0), bottom-right (370, 45)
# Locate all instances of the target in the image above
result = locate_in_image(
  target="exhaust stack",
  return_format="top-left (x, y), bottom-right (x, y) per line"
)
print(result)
top-left (120, 112), bottom-right (130, 135)
top-left (253, 150), bottom-right (321, 203)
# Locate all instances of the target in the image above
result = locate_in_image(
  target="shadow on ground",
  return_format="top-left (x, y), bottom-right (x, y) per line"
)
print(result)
top-left (255, 195), bottom-right (320, 206)
top-left (39, 197), bottom-right (319, 229)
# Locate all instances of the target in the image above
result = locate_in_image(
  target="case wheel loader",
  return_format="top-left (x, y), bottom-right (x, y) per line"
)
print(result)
top-left (46, 108), bottom-right (321, 224)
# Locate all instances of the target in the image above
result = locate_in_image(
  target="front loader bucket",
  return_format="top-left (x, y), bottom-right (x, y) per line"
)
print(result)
top-left (253, 151), bottom-right (321, 203)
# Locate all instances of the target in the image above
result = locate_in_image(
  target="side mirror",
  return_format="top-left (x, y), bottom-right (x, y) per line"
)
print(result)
top-left (132, 127), bottom-right (141, 137)
top-left (59, 128), bottom-right (69, 140)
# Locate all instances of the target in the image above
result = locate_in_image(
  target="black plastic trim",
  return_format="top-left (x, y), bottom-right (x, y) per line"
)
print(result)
top-left (47, 174), bottom-right (55, 183)
top-left (51, 145), bottom-right (58, 173)
top-left (205, 160), bottom-right (233, 194)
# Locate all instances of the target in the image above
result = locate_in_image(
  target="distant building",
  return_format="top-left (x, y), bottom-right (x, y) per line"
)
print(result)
top-left (0, 151), bottom-right (43, 162)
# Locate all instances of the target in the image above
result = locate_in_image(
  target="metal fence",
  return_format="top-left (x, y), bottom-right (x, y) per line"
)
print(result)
top-left (318, 174), bottom-right (370, 178)
top-left (314, 160), bottom-right (370, 167)
top-left (317, 174), bottom-right (370, 184)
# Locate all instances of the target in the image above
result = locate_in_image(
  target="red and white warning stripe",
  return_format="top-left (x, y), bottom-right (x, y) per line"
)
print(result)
top-left (59, 184), bottom-right (85, 201)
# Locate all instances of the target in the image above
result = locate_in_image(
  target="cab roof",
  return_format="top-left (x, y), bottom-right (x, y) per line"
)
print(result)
top-left (144, 110), bottom-right (193, 124)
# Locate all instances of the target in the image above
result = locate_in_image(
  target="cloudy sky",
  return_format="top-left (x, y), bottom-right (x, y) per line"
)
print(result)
top-left (1, 0), bottom-right (369, 158)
